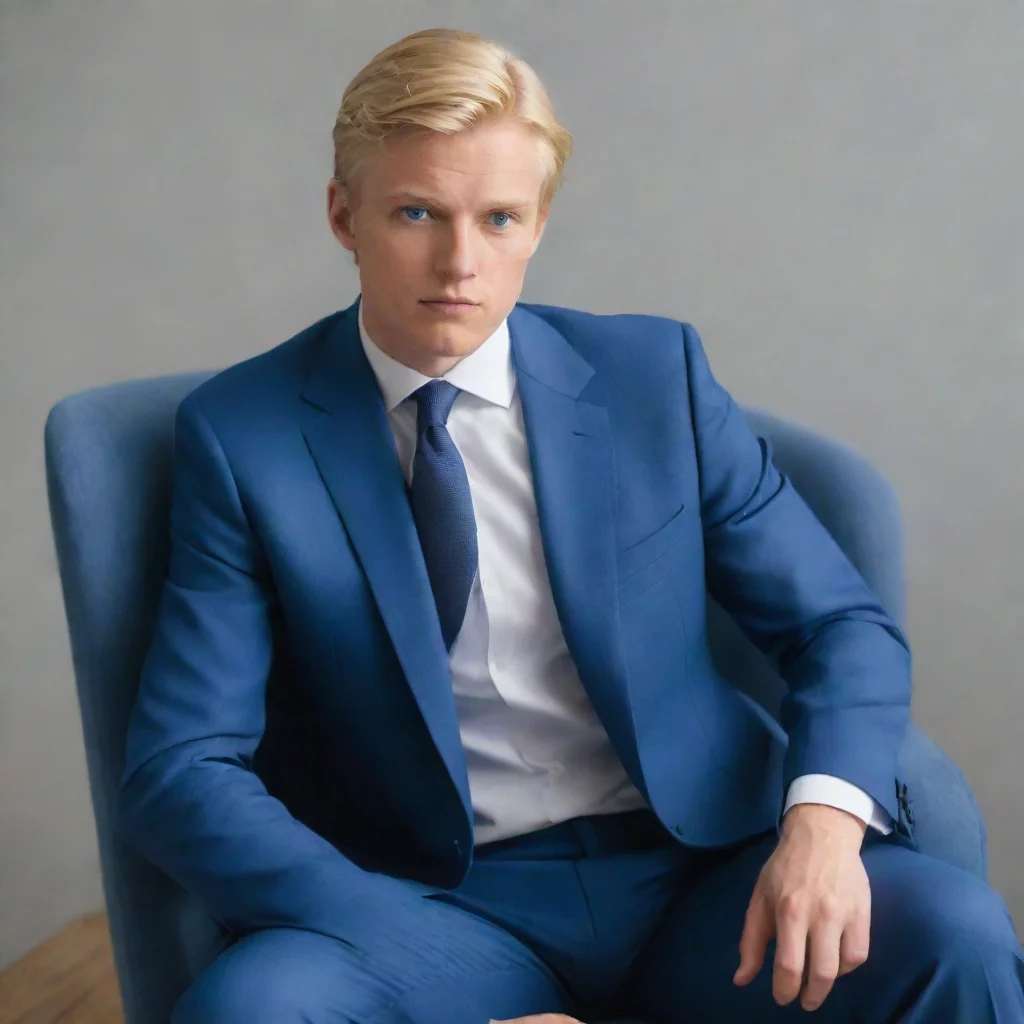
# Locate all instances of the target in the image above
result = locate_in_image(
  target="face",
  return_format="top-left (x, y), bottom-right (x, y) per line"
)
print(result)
top-left (327, 120), bottom-right (550, 377)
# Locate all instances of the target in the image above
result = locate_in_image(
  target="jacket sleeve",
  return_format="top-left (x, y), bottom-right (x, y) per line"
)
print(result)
top-left (681, 322), bottom-right (911, 820)
top-left (117, 397), bottom-right (430, 939)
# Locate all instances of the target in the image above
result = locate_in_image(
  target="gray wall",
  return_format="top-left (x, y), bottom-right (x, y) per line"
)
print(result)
top-left (1, 0), bottom-right (1020, 970)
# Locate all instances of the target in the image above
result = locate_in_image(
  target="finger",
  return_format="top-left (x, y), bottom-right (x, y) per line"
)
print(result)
top-left (800, 915), bottom-right (843, 1012)
top-left (772, 898), bottom-right (809, 1006)
top-left (735, 889), bottom-right (774, 986)
top-left (838, 908), bottom-right (871, 977)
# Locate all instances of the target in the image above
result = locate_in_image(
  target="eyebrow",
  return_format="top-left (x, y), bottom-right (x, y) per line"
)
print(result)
top-left (385, 189), bottom-right (535, 212)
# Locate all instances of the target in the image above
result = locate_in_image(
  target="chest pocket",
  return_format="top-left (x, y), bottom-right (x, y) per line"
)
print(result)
top-left (617, 505), bottom-right (702, 603)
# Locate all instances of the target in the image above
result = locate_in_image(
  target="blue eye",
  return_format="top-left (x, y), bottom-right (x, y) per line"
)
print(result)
top-left (398, 206), bottom-right (515, 229)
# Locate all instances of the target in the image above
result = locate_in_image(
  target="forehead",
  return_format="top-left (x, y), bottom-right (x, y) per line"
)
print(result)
top-left (366, 121), bottom-right (546, 205)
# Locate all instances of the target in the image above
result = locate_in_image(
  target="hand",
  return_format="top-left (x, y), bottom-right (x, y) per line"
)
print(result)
top-left (491, 1017), bottom-right (583, 1024)
top-left (734, 803), bottom-right (870, 1011)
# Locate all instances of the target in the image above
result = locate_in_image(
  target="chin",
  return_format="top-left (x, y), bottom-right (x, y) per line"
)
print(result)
top-left (433, 338), bottom-right (475, 359)
top-left (423, 326), bottom-right (476, 354)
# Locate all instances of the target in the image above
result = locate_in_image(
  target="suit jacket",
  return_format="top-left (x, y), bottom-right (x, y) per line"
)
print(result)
top-left (117, 296), bottom-right (912, 939)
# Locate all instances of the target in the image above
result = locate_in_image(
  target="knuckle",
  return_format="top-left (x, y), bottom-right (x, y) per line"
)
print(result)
top-left (818, 894), bottom-right (841, 919)
top-left (809, 965), bottom-right (837, 985)
top-left (775, 955), bottom-right (803, 976)
top-left (778, 896), bottom-right (804, 922)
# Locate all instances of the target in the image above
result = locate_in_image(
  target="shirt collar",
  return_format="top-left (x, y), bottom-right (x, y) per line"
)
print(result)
top-left (358, 299), bottom-right (515, 412)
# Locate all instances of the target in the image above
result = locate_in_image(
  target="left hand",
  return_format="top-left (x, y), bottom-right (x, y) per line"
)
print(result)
top-left (734, 803), bottom-right (870, 1011)
top-left (491, 1017), bottom-right (583, 1023)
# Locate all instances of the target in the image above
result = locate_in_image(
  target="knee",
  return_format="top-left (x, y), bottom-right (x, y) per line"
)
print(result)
top-left (938, 879), bottom-right (1016, 953)
top-left (902, 867), bottom-right (1021, 966)
top-left (170, 933), bottom-right (333, 1024)
top-left (171, 965), bottom-right (296, 1024)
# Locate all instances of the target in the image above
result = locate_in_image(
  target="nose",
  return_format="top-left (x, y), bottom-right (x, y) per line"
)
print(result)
top-left (433, 220), bottom-right (479, 281)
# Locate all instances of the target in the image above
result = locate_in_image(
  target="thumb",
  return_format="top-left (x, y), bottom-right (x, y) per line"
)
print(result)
top-left (734, 888), bottom-right (773, 987)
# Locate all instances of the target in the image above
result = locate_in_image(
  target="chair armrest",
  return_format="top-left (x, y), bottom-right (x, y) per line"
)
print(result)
top-left (897, 723), bottom-right (988, 880)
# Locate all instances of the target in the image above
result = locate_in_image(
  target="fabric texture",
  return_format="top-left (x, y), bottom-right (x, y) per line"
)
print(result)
top-left (360, 305), bottom-right (649, 843)
top-left (171, 811), bottom-right (1022, 1023)
top-left (44, 303), bottom-right (988, 1024)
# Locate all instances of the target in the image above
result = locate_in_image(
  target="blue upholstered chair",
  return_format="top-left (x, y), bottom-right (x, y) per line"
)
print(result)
top-left (44, 371), bottom-right (988, 1024)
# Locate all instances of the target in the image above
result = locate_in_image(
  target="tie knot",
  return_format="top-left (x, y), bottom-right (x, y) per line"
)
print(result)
top-left (413, 379), bottom-right (461, 429)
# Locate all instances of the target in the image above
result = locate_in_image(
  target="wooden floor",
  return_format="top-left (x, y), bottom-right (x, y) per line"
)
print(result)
top-left (0, 914), bottom-right (124, 1024)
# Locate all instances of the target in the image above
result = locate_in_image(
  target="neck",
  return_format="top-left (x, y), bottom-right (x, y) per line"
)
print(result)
top-left (359, 301), bottom-right (484, 378)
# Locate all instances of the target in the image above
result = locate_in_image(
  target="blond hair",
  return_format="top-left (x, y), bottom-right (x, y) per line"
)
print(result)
top-left (332, 28), bottom-right (573, 208)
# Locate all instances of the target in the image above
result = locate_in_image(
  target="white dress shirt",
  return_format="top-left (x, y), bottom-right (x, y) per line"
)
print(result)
top-left (358, 303), bottom-right (891, 843)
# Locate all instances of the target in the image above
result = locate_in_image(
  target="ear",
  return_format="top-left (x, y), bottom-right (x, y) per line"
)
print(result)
top-left (327, 178), bottom-right (358, 254)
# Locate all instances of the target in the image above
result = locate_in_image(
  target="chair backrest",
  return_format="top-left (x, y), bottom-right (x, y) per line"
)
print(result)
top-left (46, 372), bottom-right (215, 1024)
top-left (44, 376), bottom-right (905, 1024)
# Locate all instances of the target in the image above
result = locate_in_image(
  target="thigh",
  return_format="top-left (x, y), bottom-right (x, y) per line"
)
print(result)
top-left (172, 892), bottom-right (575, 1024)
top-left (446, 843), bottom-right (685, 1015)
top-left (627, 833), bottom-right (1022, 1024)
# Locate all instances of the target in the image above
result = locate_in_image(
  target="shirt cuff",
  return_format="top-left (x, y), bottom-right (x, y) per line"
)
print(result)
top-left (784, 774), bottom-right (893, 835)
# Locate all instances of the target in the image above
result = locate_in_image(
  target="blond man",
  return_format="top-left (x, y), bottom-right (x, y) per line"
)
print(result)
top-left (119, 28), bottom-right (1023, 1024)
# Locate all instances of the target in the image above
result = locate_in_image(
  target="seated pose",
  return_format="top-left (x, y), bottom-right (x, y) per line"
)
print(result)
top-left (119, 26), bottom-right (1024, 1024)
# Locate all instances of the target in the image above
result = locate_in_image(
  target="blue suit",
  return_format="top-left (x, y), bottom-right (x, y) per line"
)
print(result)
top-left (119, 298), bottom-right (1022, 1022)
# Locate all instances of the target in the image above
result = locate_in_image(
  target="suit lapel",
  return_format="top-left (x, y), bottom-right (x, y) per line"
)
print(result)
top-left (510, 307), bottom-right (645, 786)
top-left (299, 301), bottom-right (472, 819)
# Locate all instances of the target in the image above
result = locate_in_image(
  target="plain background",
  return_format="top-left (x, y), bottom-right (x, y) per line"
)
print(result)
top-left (1, 0), bottom-right (1021, 971)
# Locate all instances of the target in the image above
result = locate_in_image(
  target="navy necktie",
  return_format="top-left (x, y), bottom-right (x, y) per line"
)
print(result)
top-left (409, 379), bottom-right (478, 650)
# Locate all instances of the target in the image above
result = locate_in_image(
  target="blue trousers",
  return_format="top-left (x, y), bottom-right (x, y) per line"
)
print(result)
top-left (173, 810), bottom-right (1024, 1023)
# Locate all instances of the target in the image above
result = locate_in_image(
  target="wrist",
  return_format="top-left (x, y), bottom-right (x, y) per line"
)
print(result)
top-left (782, 802), bottom-right (868, 846)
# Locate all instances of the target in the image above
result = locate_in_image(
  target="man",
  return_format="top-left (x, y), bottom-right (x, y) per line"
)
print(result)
top-left (118, 26), bottom-right (1023, 1024)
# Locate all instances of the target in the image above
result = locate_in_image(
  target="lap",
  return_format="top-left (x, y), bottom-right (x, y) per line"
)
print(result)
top-left (172, 886), bottom-right (574, 1024)
top-left (629, 832), bottom-right (1021, 1023)
top-left (171, 822), bottom-right (1021, 1023)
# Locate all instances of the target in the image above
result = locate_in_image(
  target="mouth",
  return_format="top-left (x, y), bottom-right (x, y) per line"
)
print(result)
top-left (419, 299), bottom-right (480, 315)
